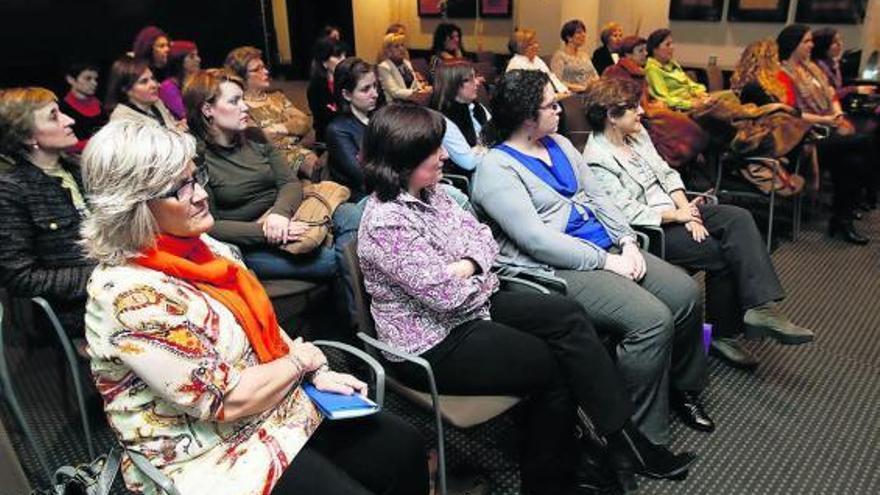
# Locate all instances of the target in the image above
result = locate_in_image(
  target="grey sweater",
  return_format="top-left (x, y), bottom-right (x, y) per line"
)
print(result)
top-left (471, 134), bottom-right (636, 274)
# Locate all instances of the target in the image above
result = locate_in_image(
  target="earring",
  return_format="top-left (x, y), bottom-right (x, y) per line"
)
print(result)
top-left (30, 142), bottom-right (39, 151)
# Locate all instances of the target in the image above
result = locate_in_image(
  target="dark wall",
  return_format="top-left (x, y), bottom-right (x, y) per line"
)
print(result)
top-left (287, 0), bottom-right (354, 79)
top-left (1, 0), bottom-right (274, 95)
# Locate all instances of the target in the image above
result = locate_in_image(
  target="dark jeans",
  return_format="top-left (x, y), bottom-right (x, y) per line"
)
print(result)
top-left (271, 411), bottom-right (428, 495)
top-left (663, 204), bottom-right (786, 338)
top-left (389, 291), bottom-right (633, 495)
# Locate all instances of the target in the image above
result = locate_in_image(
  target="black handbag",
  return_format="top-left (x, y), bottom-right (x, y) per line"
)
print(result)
top-left (32, 447), bottom-right (121, 495)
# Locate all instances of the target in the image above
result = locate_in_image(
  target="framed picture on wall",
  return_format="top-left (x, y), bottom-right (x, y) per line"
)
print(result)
top-left (795, 0), bottom-right (868, 24)
top-left (668, 0), bottom-right (724, 21)
top-left (480, 0), bottom-right (513, 18)
top-left (728, 0), bottom-right (791, 23)
top-left (418, 0), bottom-right (477, 18)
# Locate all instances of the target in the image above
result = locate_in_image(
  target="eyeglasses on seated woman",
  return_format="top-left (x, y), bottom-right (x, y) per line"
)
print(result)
top-left (78, 119), bottom-right (428, 495)
top-left (358, 104), bottom-right (696, 495)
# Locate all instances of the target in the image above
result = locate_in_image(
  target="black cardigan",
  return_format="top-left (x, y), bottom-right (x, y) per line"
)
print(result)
top-left (0, 158), bottom-right (96, 336)
top-left (325, 114), bottom-right (367, 202)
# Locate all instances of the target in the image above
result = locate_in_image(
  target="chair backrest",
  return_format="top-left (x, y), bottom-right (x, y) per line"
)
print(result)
top-left (706, 64), bottom-right (724, 92)
top-left (410, 58), bottom-right (430, 81)
top-left (560, 93), bottom-right (591, 152)
top-left (341, 240), bottom-right (377, 342)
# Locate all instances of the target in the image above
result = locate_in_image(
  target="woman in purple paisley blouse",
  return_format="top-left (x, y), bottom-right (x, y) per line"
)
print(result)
top-left (79, 119), bottom-right (428, 495)
top-left (357, 104), bottom-right (696, 495)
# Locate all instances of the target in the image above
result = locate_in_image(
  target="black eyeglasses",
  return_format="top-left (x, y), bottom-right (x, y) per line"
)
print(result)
top-left (156, 167), bottom-right (209, 202)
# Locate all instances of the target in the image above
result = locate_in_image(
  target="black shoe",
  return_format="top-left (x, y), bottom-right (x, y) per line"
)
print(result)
top-left (605, 421), bottom-right (697, 493)
top-left (828, 217), bottom-right (869, 245)
top-left (574, 443), bottom-right (619, 494)
top-left (671, 390), bottom-right (715, 433)
top-left (710, 337), bottom-right (759, 370)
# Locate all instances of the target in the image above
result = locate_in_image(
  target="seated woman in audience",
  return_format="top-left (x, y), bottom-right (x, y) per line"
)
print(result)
top-left (307, 36), bottom-right (348, 142)
top-left (0, 88), bottom-right (96, 336)
top-left (471, 70), bottom-right (712, 446)
top-left (429, 61), bottom-right (490, 173)
top-left (225, 46), bottom-right (319, 179)
top-left (158, 40), bottom-right (201, 120)
top-left (603, 36), bottom-right (708, 168)
top-left (326, 58), bottom-right (379, 202)
top-left (58, 62), bottom-right (105, 153)
top-left (183, 68), bottom-right (361, 281)
top-left (645, 29), bottom-right (810, 161)
top-left (131, 25), bottom-right (170, 81)
top-left (550, 19), bottom-right (598, 93)
top-left (812, 27), bottom-right (878, 210)
top-left (776, 24), bottom-right (873, 243)
top-left (376, 32), bottom-right (431, 104)
top-left (592, 22), bottom-right (623, 76)
top-left (428, 23), bottom-right (472, 79)
top-left (105, 56), bottom-right (178, 128)
top-left (583, 78), bottom-right (815, 369)
top-left (359, 104), bottom-right (696, 495)
top-left (79, 119), bottom-right (428, 495)
top-left (506, 28), bottom-right (570, 95)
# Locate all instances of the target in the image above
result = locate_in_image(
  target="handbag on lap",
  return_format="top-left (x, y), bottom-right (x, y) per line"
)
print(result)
top-left (278, 181), bottom-right (350, 255)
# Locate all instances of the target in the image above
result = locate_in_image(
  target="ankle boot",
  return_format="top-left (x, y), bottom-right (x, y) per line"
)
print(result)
top-left (605, 421), bottom-right (697, 492)
top-left (828, 217), bottom-right (869, 245)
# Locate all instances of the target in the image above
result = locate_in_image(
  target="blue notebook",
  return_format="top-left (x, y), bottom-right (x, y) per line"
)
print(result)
top-left (302, 382), bottom-right (379, 420)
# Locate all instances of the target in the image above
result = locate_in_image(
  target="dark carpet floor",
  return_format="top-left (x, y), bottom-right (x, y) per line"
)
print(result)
top-left (2, 209), bottom-right (878, 495)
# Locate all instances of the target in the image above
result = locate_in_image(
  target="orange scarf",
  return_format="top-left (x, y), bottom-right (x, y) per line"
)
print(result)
top-left (134, 235), bottom-right (289, 363)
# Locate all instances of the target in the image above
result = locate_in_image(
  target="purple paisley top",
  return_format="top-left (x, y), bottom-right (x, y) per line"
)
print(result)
top-left (358, 187), bottom-right (500, 359)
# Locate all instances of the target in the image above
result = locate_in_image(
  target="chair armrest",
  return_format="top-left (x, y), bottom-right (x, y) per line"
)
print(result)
top-left (633, 225), bottom-right (665, 259)
top-left (314, 340), bottom-right (385, 407)
top-left (633, 230), bottom-right (650, 253)
top-left (127, 449), bottom-right (182, 495)
top-left (497, 275), bottom-right (551, 295)
top-left (442, 173), bottom-right (471, 195)
top-left (685, 190), bottom-right (719, 205)
top-left (505, 271), bottom-right (569, 295)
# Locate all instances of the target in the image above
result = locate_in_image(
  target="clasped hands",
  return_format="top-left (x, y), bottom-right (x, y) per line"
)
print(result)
top-left (603, 241), bottom-right (647, 281)
top-left (672, 196), bottom-right (708, 243)
top-left (262, 213), bottom-right (310, 244)
top-left (290, 338), bottom-right (367, 397)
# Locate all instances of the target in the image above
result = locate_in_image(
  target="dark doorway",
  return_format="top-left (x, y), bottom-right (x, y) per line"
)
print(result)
top-left (286, 0), bottom-right (355, 79)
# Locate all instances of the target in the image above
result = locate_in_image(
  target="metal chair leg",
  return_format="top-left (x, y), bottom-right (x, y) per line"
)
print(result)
top-left (0, 305), bottom-right (53, 483)
top-left (31, 298), bottom-right (95, 459)
top-left (767, 188), bottom-right (776, 252)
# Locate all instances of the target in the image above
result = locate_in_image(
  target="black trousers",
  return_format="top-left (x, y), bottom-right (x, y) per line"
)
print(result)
top-left (389, 291), bottom-right (633, 495)
top-left (271, 411), bottom-right (429, 495)
top-left (817, 131), bottom-right (874, 219)
top-left (662, 204), bottom-right (785, 338)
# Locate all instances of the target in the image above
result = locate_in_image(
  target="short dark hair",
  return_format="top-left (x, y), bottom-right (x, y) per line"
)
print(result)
top-left (583, 78), bottom-right (642, 132)
top-left (811, 27), bottom-right (838, 62)
top-left (310, 36), bottom-right (349, 80)
top-left (333, 58), bottom-right (375, 115)
top-left (482, 70), bottom-right (549, 147)
top-left (362, 104), bottom-right (446, 202)
top-left (104, 55), bottom-right (150, 113)
top-left (432, 23), bottom-right (464, 55)
top-left (646, 29), bottom-right (672, 57)
top-left (776, 24), bottom-right (811, 62)
top-left (560, 19), bottom-right (586, 44)
top-left (64, 62), bottom-right (99, 80)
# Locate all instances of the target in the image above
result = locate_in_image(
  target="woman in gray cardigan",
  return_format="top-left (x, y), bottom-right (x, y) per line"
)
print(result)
top-left (582, 78), bottom-right (814, 370)
top-left (472, 70), bottom-right (711, 448)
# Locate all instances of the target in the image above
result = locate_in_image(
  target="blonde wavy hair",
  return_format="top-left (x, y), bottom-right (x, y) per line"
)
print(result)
top-left (731, 39), bottom-right (788, 103)
top-left (80, 120), bottom-right (197, 265)
top-left (508, 28), bottom-right (538, 55)
top-left (0, 87), bottom-right (56, 157)
top-left (381, 32), bottom-right (407, 61)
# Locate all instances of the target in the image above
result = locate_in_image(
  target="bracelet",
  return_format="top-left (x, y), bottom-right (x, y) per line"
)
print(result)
top-left (285, 353), bottom-right (306, 377)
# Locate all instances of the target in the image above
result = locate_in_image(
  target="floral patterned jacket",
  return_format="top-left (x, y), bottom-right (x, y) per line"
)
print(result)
top-left (358, 187), bottom-right (500, 359)
top-left (85, 235), bottom-right (322, 494)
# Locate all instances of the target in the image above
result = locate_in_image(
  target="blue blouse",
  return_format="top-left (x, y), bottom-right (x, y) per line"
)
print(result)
top-left (496, 137), bottom-right (613, 249)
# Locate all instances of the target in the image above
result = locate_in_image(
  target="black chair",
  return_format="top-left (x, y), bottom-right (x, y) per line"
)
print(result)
top-left (341, 239), bottom-right (560, 495)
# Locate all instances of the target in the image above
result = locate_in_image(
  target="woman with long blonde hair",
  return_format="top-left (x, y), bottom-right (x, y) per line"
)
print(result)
top-left (731, 39), bottom-right (791, 105)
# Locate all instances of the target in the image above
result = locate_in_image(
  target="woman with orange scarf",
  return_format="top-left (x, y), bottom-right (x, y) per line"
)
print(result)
top-left (79, 119), bottom-right (428, 495)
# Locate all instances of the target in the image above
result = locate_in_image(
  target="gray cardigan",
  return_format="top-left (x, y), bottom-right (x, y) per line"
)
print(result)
top-left (583, 128), bottom-right (685, 227)
top-left (471, 134), bottom-right (636, 274)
